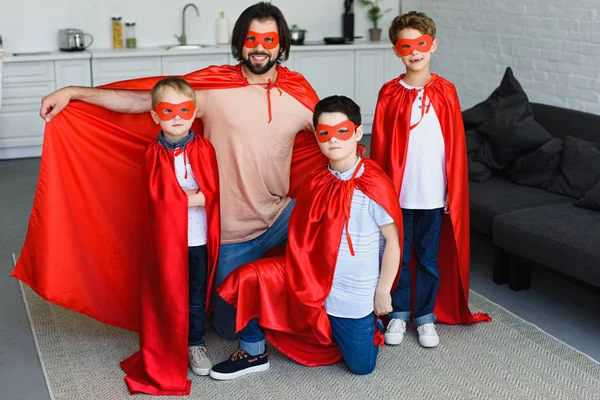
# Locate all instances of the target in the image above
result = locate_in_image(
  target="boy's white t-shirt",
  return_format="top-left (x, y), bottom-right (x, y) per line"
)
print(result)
top-left (323, 159), bottom-right (395, 319)
top-left (398, 79), bottom-right (447, 210)
top-left (174, 151), bottom-right (208, 247)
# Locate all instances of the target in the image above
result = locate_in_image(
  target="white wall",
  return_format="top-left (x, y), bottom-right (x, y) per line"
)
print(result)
top-left (0, 0), bottom-right (400, 52)
top-left (402, 0), bottom-right (600, 114)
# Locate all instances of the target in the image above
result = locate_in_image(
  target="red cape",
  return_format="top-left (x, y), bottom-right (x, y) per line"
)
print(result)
top-left (119, 135), bottom-right (220, 395)
top-left (370, 74), bottom-right (490, 324)
top-left (218, 158), bottom-right (404, 366)
top-left (11, 64), bottom-right (326, 395)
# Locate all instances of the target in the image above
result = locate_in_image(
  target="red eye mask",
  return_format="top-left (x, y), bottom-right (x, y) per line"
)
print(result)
top-left (154, 101), bottom-right (195, 121)
top-left (315, 120), bottom-right (356, 143)
top-left (395, 34), bottom-right (434, 56)
top-left (244, 31), bottom-right (280, 50)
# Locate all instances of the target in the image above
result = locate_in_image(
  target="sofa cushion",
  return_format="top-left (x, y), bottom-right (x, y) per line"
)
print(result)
top-left (574, 180), bottom-right (600, 211)
top-left (546, 135), bottom-right (600, 199)
top-left (469, 161), bottom-right (493, 183)
top-left (507, 137), bottom-right (563, 189)
top-left (531, 103), bottom-right (600, 143)
top-left (469, 175), bottom-right (573, 236)
top-left (465, 67), bottom-right (552, 170)
top-left (467, 129), bottom-right (493, 182)
top-left (492, 203), bottom-right (600, 288)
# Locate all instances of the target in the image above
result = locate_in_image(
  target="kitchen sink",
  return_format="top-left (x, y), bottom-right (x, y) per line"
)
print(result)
top-left (164, 44), bottom-right (215, 51)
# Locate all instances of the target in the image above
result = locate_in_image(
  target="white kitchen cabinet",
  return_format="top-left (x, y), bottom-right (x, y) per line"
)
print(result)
top-left (354, 49), bottom-right (386, 133)
top-left (288, 50), bottom-right (355, 100)
top-left (0, 61), bottom-right (56, 158)
top-left (55, 59), bottom-right (92, 88)
top-left (162, 54), bottom-right (230, 76)
top-left (0, 43), bottom-right (396, 159)
top-left (384, 50), bottom-right (403, 81)
top-left (92, 56), bottom-right (161, 87)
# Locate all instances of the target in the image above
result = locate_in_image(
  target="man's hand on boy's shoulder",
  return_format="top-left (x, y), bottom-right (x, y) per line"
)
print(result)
top-left (374, 291), bottom-right (393, 316)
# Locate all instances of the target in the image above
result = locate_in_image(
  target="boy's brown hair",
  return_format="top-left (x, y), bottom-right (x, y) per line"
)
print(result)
top-left (151, 77), bottom-right (196, 108)
top-left (388, 11), bottom-right (436, 45)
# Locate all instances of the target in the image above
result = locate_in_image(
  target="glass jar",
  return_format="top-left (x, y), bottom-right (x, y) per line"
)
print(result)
top-left (112, 17), bottom-right (123, 49)
top-left (125, 22), bottom-right (137, 49)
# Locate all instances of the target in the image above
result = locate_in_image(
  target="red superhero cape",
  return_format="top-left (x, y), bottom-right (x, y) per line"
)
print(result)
top-left (370, 74), bottom-right (490, 324)
top-left (11, 64), bottom-right (326, 395)
top-left (218, 158), bottom-right (404, 366)
top-left (119, 134), bottom-right (220, 395)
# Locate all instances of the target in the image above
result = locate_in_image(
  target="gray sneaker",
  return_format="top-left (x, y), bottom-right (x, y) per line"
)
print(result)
top-left (384, 318), bottom-right (407, 345)
top-left (189, 346), bottom-right (212, 376)
top-left (417, 323), bottom-right (440, 348)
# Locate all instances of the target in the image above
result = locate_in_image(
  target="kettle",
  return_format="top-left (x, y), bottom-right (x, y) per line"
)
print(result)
top-left (58, 29), bottom-right (94, 51)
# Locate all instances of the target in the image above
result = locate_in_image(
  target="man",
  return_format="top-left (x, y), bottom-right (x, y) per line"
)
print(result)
top-left (14, 2), bottom-right (324, 395)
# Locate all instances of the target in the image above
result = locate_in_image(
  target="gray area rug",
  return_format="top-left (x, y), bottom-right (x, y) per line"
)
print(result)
top-left (20, 282), bottom-right (600, 400)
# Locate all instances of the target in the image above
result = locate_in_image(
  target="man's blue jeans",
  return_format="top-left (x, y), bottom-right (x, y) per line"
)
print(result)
top-left (211, 200), bottom-right (295, 340)
top-left (390, 208), bottom-right (443, 326)
top-left (239, 313), bottom-right (380, 375)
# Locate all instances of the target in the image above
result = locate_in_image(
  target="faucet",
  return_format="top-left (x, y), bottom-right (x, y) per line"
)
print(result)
top-left (175, 3), bottom-right (200, 46)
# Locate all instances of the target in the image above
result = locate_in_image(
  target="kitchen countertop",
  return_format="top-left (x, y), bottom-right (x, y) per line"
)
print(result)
top-left (3, 41), bottom-right (392, 62)
top-left (3, 51), bottom-right (91, 63)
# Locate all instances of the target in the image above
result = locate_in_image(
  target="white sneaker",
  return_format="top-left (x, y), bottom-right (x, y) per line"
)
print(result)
top-left (384, 319), bottom-right (407, 345)
top-left (417, 323), bottom-right (440, 348)
top-left (189, 346), bottom-right (212, 376)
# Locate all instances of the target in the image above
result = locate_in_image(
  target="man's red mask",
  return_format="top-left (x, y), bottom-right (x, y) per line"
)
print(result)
top-left (395, 34), bottom-right (434, 56)
top-left (154, 101), bottom-right (195, 121)
top-left (244, 31), bottom-right (280, 50)
top-left (315, 120), bottom-right (356, 143)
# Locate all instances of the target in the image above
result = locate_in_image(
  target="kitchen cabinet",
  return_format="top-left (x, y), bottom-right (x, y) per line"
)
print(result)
top-left (0, 43), bottom-right (399, 159)
top-left (287, 50), bottom-right (355, 100)
top-left (92, 56), bottom-right (161, 87)
top-left (0, 56), bottom-right (91, 159)
top-left (162, 54), bottom-right (229, 76)
top-left (55, 59), bottom-right (92, 88)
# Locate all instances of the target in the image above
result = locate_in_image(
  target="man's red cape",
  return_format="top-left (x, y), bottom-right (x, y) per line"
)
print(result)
top-left (370, 74), bottom-right (490, 324)
top-left (11, 64), bottom-right (326, 395)
top-left (218, 158), bottom-right (404, 366)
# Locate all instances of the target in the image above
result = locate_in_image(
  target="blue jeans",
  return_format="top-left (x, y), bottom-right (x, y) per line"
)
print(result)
top-left (390, 208), bottom-right (443, 326)
top-left (239, 313), bottom-right (380, 375)
top-left (189, 245), bottom-right (208, 346)
top-left (329, 313), bottom-right (379, 375)
top-left (211, 200), bottom-right (295, 340)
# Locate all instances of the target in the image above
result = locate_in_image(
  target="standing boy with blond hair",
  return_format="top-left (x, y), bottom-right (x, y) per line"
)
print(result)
top-left (371, 11), bottom-right (491, 349)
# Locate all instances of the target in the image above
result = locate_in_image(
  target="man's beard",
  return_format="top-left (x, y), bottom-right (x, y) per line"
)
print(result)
top-left (243, 52), bottom-right (278, 75)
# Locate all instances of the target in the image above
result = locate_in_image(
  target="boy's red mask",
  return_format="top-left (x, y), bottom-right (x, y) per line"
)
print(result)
top-left (244, 31), bottom-right (280, 50)
top-left (395, 34), bottom-right (434, 56)
top-left (315, 120), bottom-right (356, 143)
top-left (154, 101), bottom-right (195, 121)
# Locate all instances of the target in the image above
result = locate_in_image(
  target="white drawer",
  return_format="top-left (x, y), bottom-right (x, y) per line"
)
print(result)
top-left (92, 57), bottom-right (161, 80)
top-left (3, 61), bottom-right (55, 83)
top-left (55, 59), bottom-right (92, 88)
top-left (0, 112), bottom-right (46, 142)
top-left (0, 81), bottom-right (56, 113)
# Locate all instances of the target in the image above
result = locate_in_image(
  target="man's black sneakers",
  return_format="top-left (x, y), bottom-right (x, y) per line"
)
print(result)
top-left (209, 349), bottom-right (270, 380)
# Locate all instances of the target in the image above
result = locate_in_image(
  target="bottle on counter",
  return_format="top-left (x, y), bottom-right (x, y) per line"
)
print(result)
top-left (112, 17), bottom-right (123, 48)
top-left (217, 11), bottom-right (229, 45)
top-left (125, 22), bottom-right (137, 48)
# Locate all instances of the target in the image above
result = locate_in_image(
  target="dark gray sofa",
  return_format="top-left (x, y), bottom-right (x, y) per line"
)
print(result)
top-left (469, 103), bottom-right (600, 290)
